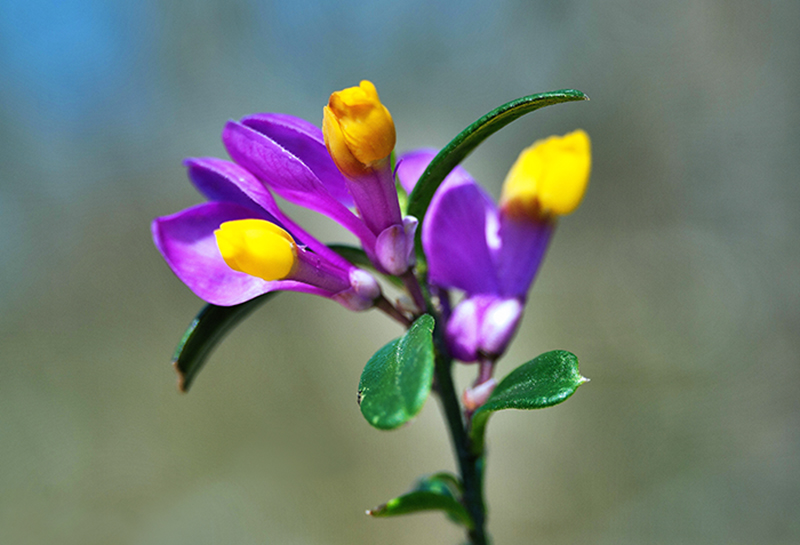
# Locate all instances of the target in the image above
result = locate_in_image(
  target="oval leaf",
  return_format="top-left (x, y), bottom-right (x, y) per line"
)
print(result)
top-left (406, 89), bottom-right (588, 256)
top-left (172, 293), bottom-right (276, 392)
top-left (469, 350), bottom-right (588, 452)
top-left (358, 314), bottom-right (435, 430)
top-left (367, 473), bottom-right (473, 529)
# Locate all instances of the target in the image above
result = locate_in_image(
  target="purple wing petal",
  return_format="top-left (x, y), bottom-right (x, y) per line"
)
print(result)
top-left (495, 214), bottom-right (554, 298)
top-left (152, 202), bottom-right (332, 305)
top-left (184, 157), bottom-right (353, 271)
top-left (241, 113), bottom-right (354, 208)
top-left (222, 121), bottom-right (375, 249)
top-left (185, 157), bottom-right (279, 216)
top-left (422, 170), bottom-right (501, 294)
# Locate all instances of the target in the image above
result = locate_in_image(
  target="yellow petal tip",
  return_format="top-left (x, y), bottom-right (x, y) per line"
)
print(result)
top-left (323, 80), bottom-right (396, 178)
top-left (500, 130), bottom-right (591, 219)
top-left (214, 219), bottom-right (297, 281)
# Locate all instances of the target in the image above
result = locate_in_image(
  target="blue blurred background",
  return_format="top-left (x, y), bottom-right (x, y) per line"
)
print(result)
top-left (1, 0), bottom-right (798, 543)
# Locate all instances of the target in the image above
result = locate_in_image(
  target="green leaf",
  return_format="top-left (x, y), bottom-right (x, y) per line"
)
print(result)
top-left (172, 293), bottom-right (276, 392)
top-left (406, 89), bottom-right (588, 256)
top-left (470, 350), bottom-right (588, 453)
top-left (328, 244), bottom-right (404, 288)
top-left (358, 314), bottom-right (435, 430)
top-left (368, 473), bottom-right (473, 529)
top-left (422, 471), bottom-right (464, 496)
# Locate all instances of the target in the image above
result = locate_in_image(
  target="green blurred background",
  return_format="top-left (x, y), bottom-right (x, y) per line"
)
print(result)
top-left (1, 0), bottom-right (798, 543)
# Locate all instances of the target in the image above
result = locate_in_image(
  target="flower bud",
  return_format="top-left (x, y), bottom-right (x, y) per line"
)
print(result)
top-left (323, 80), bottom-right (396, 178)
top-left (215, 219), bottom-right (297, 281)
top-left (445, 295), bottom-right (524, 362)
top-left (374, 216), bottom-right (417, 276)
top-left (500, 130), bottom-right (591, 219)
top-left (463, 379), bottom-right (497, 412)
top-left (334, 268), bottom-right (382, 311)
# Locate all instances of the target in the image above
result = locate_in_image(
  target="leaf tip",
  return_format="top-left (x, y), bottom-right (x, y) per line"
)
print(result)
top-left (172, 359), bottom-right (190, 393)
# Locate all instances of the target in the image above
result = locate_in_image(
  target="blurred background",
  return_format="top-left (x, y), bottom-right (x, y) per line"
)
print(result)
top-left (1, 0), bottom-right (798, 543)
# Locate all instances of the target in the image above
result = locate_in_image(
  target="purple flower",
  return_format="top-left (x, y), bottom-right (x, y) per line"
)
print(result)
top-left (321, 81), bottom-right (416, 277)
top-left (220, 113), bottom-right (377, 254)
top-left (152, 156), bottom-right (380, 310)
top-left (400, 130), bottom-right (591, 362)
top-left (404, 151), bottom-right (546, 362)
top-left (221, 111), bottom-right (414, 277)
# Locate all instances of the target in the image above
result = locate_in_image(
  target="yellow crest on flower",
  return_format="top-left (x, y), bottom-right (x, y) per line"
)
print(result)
top-left (323, 80), bottom-right (396, 178)
top-left (500, 130), bottom-right (591, 219)
top-left (214, 219), bottom-right (297, 281)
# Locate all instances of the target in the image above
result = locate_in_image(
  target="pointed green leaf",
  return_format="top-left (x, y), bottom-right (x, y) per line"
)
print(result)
top-left (367, 473), bottom-right (473, 529)
top-left (470, 350), bottom-right (588, 453)
top-left (406, 89), bottom-right (588, 256)
top-left (172, 293), bottom-right (276, 392)
top-left (423, 471), bottom-right (464, 496)
top-left (358, 314), bottom-right (435, 430)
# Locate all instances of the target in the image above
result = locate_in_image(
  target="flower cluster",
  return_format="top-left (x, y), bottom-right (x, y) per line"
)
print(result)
top-left (153, 81), bottom-right (590, 382)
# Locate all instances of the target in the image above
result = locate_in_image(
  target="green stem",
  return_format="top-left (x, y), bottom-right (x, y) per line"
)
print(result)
top-left (433, 350), bottom-right (489, 544)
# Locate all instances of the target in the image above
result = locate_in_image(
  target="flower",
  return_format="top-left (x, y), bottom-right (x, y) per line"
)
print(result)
top-left (322, 81), bottom-right (415, 277)
top-left (222, 105), bottom-right (414, 277)
top-left (397, 130), bottom-right (591, 362)
top-left (151, 157), bottom-right (381, 311)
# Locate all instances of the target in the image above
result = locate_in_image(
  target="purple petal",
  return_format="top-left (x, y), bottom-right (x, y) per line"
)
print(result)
top-left (444, 295), bottom-right (523, 362)
top-left (241, 113), bottom-right (354, 208)
top-left (152, 202), bottom-right (332, 305)
top-left (395, 149), bottom-right (438, 194)
top-left (496, 215), bottom-right (554, 298)
top-left (478, 297), bottom-right (523, 355)
top-left (343, 164), bottom-right (403, 237)
top-left (185, 157), bottom-right (279, 217)
top-left (395, 149), bottom-right (477, 197)
top-left (222, 121), bottom-right (375, 249)
top-left (422, 170), bottom-right (501, 294)
top-left (184, 157), bottom-right (353, 271)
top-left (444, 297), bottom-right (481, 362)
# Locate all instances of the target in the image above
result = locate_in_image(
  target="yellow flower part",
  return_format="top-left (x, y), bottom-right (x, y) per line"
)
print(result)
top-left (323, 80), bottom-right (396, 178)
top-left (214, 219), bottom-right (297, 281)
top-left (500, 130), bottom-right (591, 219)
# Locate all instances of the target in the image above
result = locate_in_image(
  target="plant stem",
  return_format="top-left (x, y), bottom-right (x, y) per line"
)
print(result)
top-left (401, 270), bottom-right (428, 314)
top-left (375, 296), bottom-right (412, 327)
top-left (433, 351), bottom-right (489, 545)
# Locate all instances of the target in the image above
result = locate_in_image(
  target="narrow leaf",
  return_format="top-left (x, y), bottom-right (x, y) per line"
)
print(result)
top-left (358, 314), bottom-right (435, 430)
top-left (172, 293), bottom-right (276, 392)
top-left (406, 89), bottom-right (588, 255)
top-left (424, 471), bottom-right (464, 496)
top-left (367, 473), bottom-right (473, 529)
top-left (470, 350), bottom-right (588, 453)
